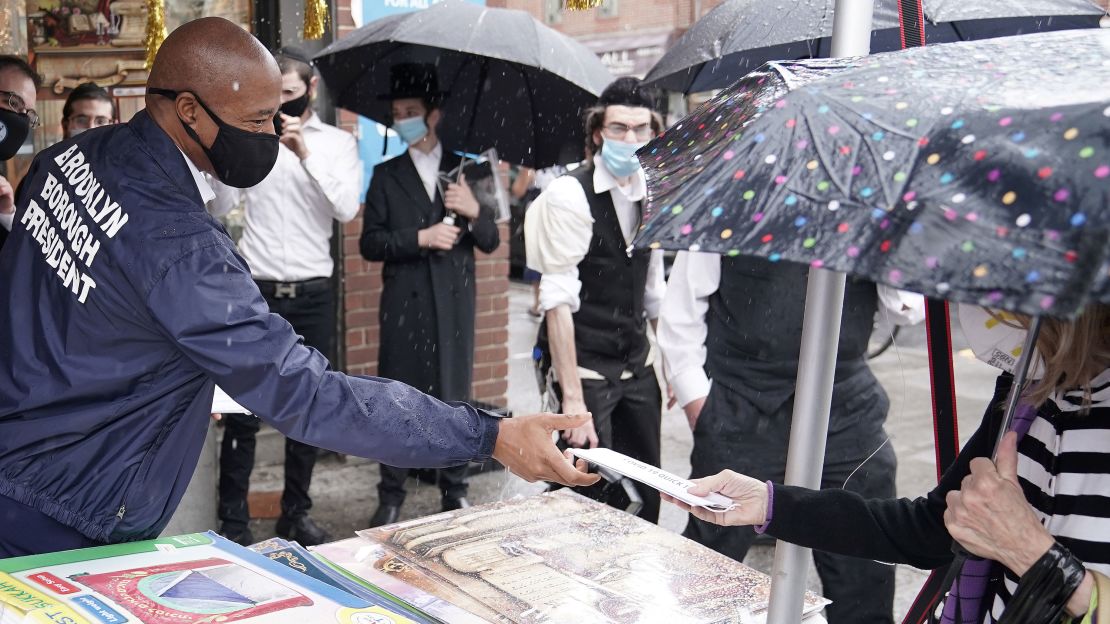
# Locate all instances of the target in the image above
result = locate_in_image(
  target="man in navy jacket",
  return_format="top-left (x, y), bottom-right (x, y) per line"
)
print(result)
top-left (0, 17), bottom-right (596, 557)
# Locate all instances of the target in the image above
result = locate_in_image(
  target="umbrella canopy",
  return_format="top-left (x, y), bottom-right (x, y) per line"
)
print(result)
top-left (313, 0), bottom-right (613, 168)
top-left (635, 28), bottom-right (1110, 318)
top-left (644, 0), bottom-right (1106, 93)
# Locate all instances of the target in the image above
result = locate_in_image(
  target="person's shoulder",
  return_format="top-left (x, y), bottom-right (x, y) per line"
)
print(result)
top-left (314, 120), bottom-right (356, 143)
top-left (543, 174), bottom-right (588, 202)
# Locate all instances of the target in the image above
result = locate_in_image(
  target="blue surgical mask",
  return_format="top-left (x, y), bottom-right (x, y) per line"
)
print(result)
top-left (601, 138), bottom-right (646, 179)
top-left (394, 116), bottom-right (429, 145)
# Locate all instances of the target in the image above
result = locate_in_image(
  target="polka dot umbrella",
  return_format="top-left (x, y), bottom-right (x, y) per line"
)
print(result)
top-left (636, 28), bottom-right (1110, 320)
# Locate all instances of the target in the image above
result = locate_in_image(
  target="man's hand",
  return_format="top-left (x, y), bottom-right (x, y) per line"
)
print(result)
top-left (683, 396), bottom-right (707, 431)
top-left (278, 113), bottom-right (310, 160)
top-left (418, 222), bottom-right (461, 250)
top-left (444, 175), bottom-right (480, 220)
top-left (558, 397), bottom-right (598, 448)
top-left (0, 175), bottom-right (14, 215)
top-left (944, 431), bottom-right (1054, 576)
top-left (493, 412), bottom-right (601, 487)
top-left (211, 413), bottom-right (223, 422)
top-left (661, 469), bottom-right (769, 527)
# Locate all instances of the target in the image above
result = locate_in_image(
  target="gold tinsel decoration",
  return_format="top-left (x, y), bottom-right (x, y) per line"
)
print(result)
top-left (303, 0), bottom-right (329, 40)
top-left (143, 0), bottom-right (167, 70)
top-left (561, 0), bottom-right (604, 9)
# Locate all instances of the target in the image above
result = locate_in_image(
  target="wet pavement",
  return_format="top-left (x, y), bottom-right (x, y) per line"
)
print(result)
top-left (244, 282), bottom-right (1001, 620)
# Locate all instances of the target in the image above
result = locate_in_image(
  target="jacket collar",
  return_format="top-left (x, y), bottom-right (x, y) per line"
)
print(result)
top-left (392, 148), bottom-right (462, 213)
top-left (126, 110), bottom-right (204, 208)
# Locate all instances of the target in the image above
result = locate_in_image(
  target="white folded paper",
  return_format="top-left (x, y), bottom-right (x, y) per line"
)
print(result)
top-left (569, 447), bottom-right (737, 512)
top-left (211, 385), bottom-right (251, 415)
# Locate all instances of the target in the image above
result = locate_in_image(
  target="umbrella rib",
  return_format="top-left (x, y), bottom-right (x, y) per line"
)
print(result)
top-left (521, 67), bottom-right (540, 168)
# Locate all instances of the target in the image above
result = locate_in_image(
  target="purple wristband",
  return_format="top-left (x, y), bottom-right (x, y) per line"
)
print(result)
top-left (753, 480), bottom-right (774, 534)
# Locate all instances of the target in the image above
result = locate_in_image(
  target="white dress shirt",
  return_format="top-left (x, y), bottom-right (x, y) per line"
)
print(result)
top-left (181, 149), bottom-right (216, 205)
top-left (209, 112), bottom-right (361, 281)
top-left (659, 251), bottom-right (927, 408)
top-left (408, 142), bottom-right (443, 202)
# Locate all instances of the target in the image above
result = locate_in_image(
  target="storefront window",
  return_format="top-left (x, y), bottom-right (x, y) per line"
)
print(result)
top-left (2, 0), bottom-right (252, 184)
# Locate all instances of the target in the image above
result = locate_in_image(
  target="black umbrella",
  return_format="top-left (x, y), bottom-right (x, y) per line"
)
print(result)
top-left (635, 29), bottom-right (1110, 319)
top-left (643, 0), bottom-right (1106, 93)
top-left (313, 0), bottom-right (613, 168)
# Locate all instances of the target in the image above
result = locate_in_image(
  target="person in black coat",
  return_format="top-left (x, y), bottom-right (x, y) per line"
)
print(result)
top-left (360, 63), bottom-right (500, 527)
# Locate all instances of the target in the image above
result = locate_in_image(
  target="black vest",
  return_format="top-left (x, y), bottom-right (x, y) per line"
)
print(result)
top-left (706, 256), bottom-right (880, 416)
top-left (539, 167), bottom-right (652, 382)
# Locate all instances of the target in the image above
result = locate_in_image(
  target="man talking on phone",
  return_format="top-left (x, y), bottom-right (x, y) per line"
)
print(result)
top-left (208, 46), bottom-right (360, 547)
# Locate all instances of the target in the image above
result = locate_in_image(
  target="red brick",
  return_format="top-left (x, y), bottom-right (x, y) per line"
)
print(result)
top-left (345, 329), bottom-right (364, 347)
top-left (347, 310), bottom-right (376, 329)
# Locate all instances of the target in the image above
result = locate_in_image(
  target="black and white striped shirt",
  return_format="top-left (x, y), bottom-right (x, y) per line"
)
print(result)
top-left (989, 368), bottom-right (1110, 620)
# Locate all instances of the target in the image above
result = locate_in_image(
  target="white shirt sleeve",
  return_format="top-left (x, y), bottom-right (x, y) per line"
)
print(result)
top-left (206, 178), bottom-right (240, 218)
top-left (877, 286), bottom-right (927, 326)
top-left (301, 130), bottom-right (362, 224)
top-left (658, 251), bottom-right (721, 408)
top-left (0, 210), bottom-right (13, 232)
top-left (525, 176), bottom-right (594, 313)
top-left (643, 250), bottom-right (666, 320)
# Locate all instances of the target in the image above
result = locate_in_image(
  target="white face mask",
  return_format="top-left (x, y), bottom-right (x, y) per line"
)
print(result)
top-left (956, 303), bottom-right (1043, 378)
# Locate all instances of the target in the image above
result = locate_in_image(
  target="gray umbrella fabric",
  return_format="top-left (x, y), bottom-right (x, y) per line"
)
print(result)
top-left (313, 0), bottom-right (613, 168)
top-left (635, 29), bottom-right (1110, 319)
top-left (643, 0), bottom-right (1105, 93)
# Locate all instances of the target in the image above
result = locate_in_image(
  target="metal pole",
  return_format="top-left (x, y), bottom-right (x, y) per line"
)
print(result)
top-left (764, 269), bottom-right (847, 624)
top-left (764, 1), bottom-right (873, 622)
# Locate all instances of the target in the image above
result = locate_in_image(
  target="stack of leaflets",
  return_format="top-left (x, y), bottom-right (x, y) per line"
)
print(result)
top-left (314, 490), bottom-right (830, 624)
top-left (0, 531), bottom-right (418, 624)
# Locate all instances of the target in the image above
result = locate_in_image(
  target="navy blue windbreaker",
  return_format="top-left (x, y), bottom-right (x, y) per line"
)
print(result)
top-left (0, 111), bottom-right (499, 543)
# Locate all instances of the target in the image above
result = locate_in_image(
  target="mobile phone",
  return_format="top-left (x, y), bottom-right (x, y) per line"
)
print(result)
top-left (273, 113), bottom-right (283, 136)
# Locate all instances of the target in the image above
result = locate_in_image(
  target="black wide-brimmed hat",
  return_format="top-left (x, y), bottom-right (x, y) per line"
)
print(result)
top-left (378, 62), bottom-right (449, 101)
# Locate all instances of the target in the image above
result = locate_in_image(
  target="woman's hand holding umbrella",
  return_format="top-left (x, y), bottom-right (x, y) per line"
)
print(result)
top-left (945, 431), bottom-right (1096, 617)
top-left (944, 432), bottom-right (1052, 576)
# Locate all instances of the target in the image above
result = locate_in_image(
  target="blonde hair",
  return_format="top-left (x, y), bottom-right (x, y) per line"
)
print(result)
top-left (996, 303), bottom-right (1110, 408)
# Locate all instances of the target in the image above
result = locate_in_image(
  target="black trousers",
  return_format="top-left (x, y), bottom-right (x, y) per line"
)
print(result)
top-left (557, 370), bottom-right (662, 523)
top-left (217, 284), bottom-right (335, 529)
top-left (684, 387), bottom-right (897, 624)
top-left (377, 463), bottom-right (469, 506)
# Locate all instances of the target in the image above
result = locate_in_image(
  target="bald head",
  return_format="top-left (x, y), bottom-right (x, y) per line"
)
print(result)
top-left (149, 17), bottom-right (279, 107)
top-left (146, 17), bottom-right (281, 176)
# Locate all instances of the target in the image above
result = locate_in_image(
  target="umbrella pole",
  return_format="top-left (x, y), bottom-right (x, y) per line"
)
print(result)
top-left (765, 2), bottom-right (873, 622)
top-left (991, 315), bottom-right (1044, 458)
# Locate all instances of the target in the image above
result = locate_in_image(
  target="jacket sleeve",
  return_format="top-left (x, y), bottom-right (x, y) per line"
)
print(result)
top-left (765, 373), bottom-right (1013, 570)
top-left (465, 201), bottom-right (500, 254)
top-left (146, 241), bottom-right (499, 468)
top-left (359, 170), bottom-right (423, 262)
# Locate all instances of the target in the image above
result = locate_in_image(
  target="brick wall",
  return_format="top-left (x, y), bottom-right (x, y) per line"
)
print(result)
top-left (331, 0), bottom-right (510, 408)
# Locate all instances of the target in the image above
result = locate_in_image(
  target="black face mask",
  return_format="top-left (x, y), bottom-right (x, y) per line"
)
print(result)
top-left (280, 91), bottom-right (310, 118)
top-left (0, 108), bottom-right (31, 161)
top-left (149, 88), bottom-right (280, 189)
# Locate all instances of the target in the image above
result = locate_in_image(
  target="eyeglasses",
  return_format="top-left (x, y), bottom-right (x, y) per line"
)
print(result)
top-left (0, 91), bottom-right (39, 129)
top-left (601, 122), bottom-right (653, 141)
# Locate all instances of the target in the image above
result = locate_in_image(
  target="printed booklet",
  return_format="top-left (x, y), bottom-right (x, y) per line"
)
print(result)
top-left (0, 531), bottom-right (419, 624)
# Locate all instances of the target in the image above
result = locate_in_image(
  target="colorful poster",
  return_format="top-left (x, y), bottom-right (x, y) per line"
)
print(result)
top-left (0, 532), bottom-right (414, 624)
